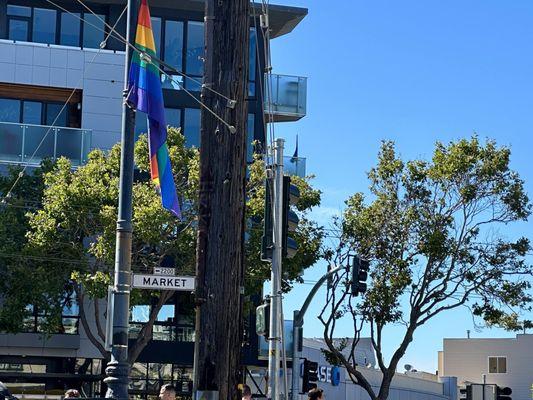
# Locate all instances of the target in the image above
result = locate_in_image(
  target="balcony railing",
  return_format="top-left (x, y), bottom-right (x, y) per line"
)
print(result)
top-left (264, 73), bottom-right (307, 122)
top-left (265, 155), bottom-right (307, 178)
top-left (0, 121), bottom-right (92, 167)
top-left (284, 156), bottom-right (306, 178)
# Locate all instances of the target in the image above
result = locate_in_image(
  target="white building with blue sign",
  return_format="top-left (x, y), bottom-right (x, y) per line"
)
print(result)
top-left (248, 337), bottom-right (457, 400)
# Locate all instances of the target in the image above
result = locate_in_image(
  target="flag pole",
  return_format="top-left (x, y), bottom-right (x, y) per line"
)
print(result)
top-left (104, 0), bottom-right (138, 398)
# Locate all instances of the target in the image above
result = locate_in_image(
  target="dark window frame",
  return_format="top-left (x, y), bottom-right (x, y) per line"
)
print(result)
top-left (6, 2), bottom-right (109, 49)
top-left (0, 96), bottom-right (72, 127)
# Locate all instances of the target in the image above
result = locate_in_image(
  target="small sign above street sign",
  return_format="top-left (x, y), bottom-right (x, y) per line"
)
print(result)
top-left (154, 267), bottom-right (176, 275)
top-left (132, 274), bottom-right (195, 291)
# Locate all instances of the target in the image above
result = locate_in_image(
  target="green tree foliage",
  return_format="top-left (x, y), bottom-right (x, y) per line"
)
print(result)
top-left (320, 137), bottom-right (532, 400)
top-left (0, 128), bottom-right (323, 363)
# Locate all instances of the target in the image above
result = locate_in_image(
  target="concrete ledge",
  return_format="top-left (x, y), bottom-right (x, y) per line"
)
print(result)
top-left (0, 333), bottom-right (80, 349)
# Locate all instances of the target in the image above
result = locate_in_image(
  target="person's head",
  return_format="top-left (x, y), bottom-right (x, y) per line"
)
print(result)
top-left (64, 389), bottom-right (80, 398)
top-left (241, 384), bottom-right (252, 399)
top-left (308, 387), bottom-right (324, 400)
top-left (159, 384), bottom-right (176, 400)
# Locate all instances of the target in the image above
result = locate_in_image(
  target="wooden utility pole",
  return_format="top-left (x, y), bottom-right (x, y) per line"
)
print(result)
top-left (193, 0), bottom-right (249, 399)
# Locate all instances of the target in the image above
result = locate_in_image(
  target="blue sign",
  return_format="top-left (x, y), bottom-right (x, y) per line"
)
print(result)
top-left (302, 364), bottom-right (340, 387)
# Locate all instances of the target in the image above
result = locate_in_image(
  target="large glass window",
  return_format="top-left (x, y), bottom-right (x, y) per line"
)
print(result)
top-left (23, 102), bottom-right (42, 125)
top-left (164, 20), bottom-right (184, 71)
top-left (183, 108), bottom-right (200, 148)
top-left (7, 4), bottom-right (107, 49)
top-left (7, 4), bottom-right (31, 17)
top-left (0, 98), bottom-right (21, 123)
top-left (249, 28), bottom-right (257, 96)
top-left (8, 19), bottom-right (29, 41)
top-left (151, 17), bottom-right (162, 58)
top-left (60, 12), bottom-right (81, 47)
top-left (7, 5), bottom-right (31, 42)
top-left (186, 21), bottom-right (204, 87)
top-left (32, 8), bottom-right (57, 44)
top-left (0, 98), bottom-right (71, 127)
top-left (83, 13), bottom-right (106, 49)
top-left (247, 113), bottom-right (255, 163)
top-left (46, 103), bottom-right (68, 126)
top-left (165, 108), bottom-right (181, 130)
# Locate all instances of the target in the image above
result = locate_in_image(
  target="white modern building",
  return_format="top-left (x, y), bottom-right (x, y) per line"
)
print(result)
top-left (249, 337), bottom-right (457, 400)
top-left (439, 334), bottom-right (533, 400)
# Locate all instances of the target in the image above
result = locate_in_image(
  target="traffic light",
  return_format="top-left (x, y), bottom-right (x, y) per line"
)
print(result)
top-left (301, 358), bottom-right (319, 393)
top-left (351, 256), bottom-right (369, 296)
top-left (261, 177), bottom-right (274, 261)
top-left (261, 176), bottom-right (300, 260)
top-left (282, 176), bottom-right (300, 258)
top-left (496, 386), bottom-right (512, 400)
top-left (459, 384), bottom-right (472, 400)
top-left (255, 301), bottom-right (270, 337)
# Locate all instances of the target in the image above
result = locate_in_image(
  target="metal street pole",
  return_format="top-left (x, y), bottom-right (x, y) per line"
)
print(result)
top-left (104, 0), bottom-right (137, 397)
top-left (268, 138), bottom-right (284, 400)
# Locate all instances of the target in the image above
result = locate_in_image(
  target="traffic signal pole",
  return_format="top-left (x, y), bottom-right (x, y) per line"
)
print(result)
top-left (268, 138), bottom-right (284, 400)
top-left (290, 263), bottom-right (346, 400)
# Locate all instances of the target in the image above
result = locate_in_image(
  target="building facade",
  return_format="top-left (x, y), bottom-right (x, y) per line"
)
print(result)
top-left (0, 0), bottom-right (307, 398)
top-left (439, 334), bottom-right (533, 400)
top-left (247, 337), bottom-right (455, 400)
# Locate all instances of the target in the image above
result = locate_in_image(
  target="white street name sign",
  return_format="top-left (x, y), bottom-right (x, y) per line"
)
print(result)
top-left (132, 274), bottom-right (195, 291)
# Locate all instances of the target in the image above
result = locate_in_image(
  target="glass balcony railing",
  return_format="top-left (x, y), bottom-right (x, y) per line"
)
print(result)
top-left (0, 121), bottom-right (92, 167)
top-left (284, 156), bottom-right (306, 178)
top-left (264, 74), bottom-right (307, 122)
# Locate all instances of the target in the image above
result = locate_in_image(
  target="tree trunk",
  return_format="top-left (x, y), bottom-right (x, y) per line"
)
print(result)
top-left (193, 0), bottom-right (249, 399)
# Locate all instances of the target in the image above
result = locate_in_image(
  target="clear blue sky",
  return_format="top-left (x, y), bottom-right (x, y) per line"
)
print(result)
top-left (269, 0), bottom-right (533, 373)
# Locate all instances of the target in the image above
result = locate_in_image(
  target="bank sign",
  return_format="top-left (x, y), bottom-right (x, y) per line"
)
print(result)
top-left (302, 364), bottom-right (341, 386)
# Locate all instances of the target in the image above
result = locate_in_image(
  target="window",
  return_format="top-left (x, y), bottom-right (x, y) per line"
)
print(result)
top-left (32, 8), bottom-right (57, 44)
top-left (22, 101), bottom-right (42, 125)
top-left (129, 294), bottom-right (195, 343)
top-left (46, 103), bottom-right (68, 126)
top-left (8, 19), bottom-right (29, 41)
top-left (151, 17), bottom-right (162, 58)
top-left (0, 97), bottom-right (70, 127)
top-left (22, 293), bottom-right (79, 334)
top-left (0, 98), bottom-right (21, 123)
top-left (249, 28), bottom-right (257, 96)
top-left (129, 363), bottom-right (192, 396)
top-left (183, 108), bottom-right (200, 148)
top-left (7, 4), bottom-right (108, 49)
top-left (135, 108), bottom-right (182, 140)
top-left (164, 20), bottom-right (184, 71)
top-left (7, 5), bottom-right (31, 42)
top-left (488, 356), bottom-right (507, 373)
top-left (60, 12), bottom-right (81, 46)
top-left (247, 113), bottom-right (255, 162)
top-left (165, 107), bottom-right (181, 129)
top-left (83, 13), bottom-right (106, 49)
top-left (185, 21), bottom-right (204, 90)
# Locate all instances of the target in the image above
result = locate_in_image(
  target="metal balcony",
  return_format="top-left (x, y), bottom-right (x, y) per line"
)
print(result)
top-left (264, 74), bottom-right (307, 122)
top-left (0, 121), bottom-right (92, 167)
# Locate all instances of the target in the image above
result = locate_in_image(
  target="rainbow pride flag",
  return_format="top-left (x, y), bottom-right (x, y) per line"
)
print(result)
top-left (127, 0), bottom-right (181, 218)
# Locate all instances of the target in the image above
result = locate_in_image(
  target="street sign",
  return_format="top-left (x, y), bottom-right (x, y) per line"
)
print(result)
top-left (132, 274), bottom-right (195, 291)
top-left (154, 267), bottom-right (176, 275)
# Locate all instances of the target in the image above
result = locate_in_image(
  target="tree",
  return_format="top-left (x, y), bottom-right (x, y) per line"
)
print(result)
top-left (0, 127), bottom-right (323, 367)
top-left (320, 137), bottom-right (532, 400)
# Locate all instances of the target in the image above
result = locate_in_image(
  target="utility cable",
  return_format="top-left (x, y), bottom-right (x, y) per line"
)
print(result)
top-left (1, 5), bottom-right (128, 204)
